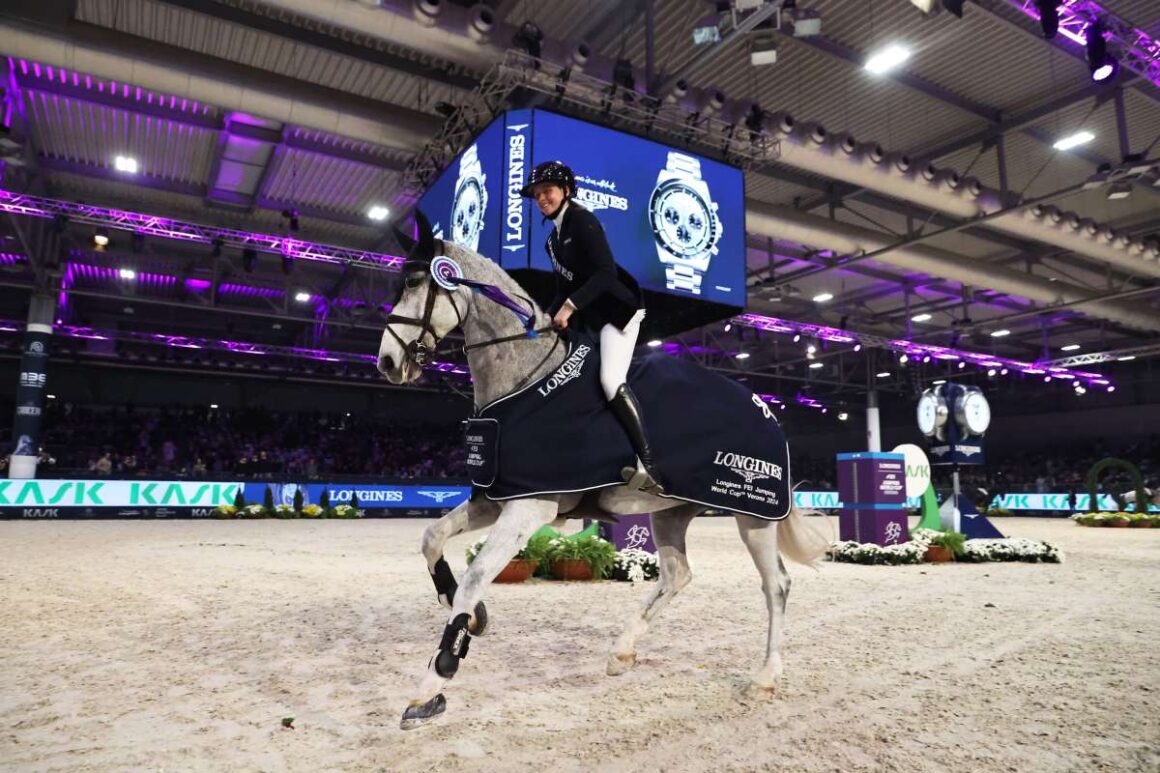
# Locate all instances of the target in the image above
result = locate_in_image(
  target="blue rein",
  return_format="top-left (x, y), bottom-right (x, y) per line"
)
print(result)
top-left (450, 277), bottom-right (540, 337)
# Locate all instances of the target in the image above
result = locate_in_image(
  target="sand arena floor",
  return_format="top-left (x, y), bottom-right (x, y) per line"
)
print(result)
top-left (1, 516), bottom-right (1157, 772)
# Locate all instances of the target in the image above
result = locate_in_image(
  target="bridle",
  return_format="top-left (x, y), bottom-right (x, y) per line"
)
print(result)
top-left (384, 252), bottom-right (562, 392)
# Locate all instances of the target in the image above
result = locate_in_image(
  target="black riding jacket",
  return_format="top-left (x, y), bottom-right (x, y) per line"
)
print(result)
top-left (545, 203), bottom-right (643, 332)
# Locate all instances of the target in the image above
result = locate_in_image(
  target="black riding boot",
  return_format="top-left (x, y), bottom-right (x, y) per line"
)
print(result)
top-left (609, 383), bottom-right (664, 494)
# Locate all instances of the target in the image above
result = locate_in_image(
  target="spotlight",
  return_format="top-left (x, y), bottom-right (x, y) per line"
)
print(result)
top-left (1034, 0), bottom-right (1058, 39)
top-left (744, 103), bottom-right (766, 142)
top-left (1061, 344), bottom-right (1081, 351)
top-left (990, 329), bottom-right (1011, 337)
top-left (114, 155), bottom-right (139, 174)
top-left (1086, 20), bottom-right (1117, 82)
top-left (723, 322), bottom-right (732, 332)
top-left (793, 334), bottom-right (801, 343)
top-left (735, 351), bottom-right (751, 360)
top-left (806, 344), bottom-right (817, 354)
top-left (1107, 181), bottom-right (1132, 200)
top-left (987, 368), bottom-right (996, 377)
top-left (876, 371), bottom-right (891, 378)
top-left (899, 354), bottom-right (909, 364)
top-left (367, 205), bottom-right (390, 221)
top-left (911, 313), bottom-right (932, 322)
top-left (693, 12), bottom-right (723, 45)
top-left (513, 21), bottom-right (543, 60)
top-left (119, 268), bottom-right (136, 280)
top-left (864, 44), bottom-right (911, 75)
top-left (93, 227), bottom-right (110, 250)
top-left (281, 209), bottom-right (300, 233)
top-left (812, 292), bottom-right (834, 303)
top-left (853, 343), bottom-right (862, 352)
top-left (1053, 131), bottom-right (1095, 151)
top-left (837, 412), bottom-right (849, 421)
top-left (749, 35), bottom-right (778, 66)
top-left (294, 291), bottom-right (311, 303)
top-left (242, 247), bottom-right (257, 273)
top-left (612, 58), bottom-right (635, 100)
top-left (647, 339), bottom-right (663, 347)
top-left (809, 362), bottom-right (824, 369)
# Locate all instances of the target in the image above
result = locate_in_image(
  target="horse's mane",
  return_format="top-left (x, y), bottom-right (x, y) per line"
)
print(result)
top-left (441, 242), bottom-right (550, 328)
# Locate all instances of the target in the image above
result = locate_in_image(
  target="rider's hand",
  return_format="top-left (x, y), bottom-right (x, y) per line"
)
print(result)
top-left (552, 304), bottom-right (574, 330)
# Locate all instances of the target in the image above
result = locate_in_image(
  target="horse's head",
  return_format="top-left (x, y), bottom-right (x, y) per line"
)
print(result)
top-left (377, 211), bottom-right (471, 384)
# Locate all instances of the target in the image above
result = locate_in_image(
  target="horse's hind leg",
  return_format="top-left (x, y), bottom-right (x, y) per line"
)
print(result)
top-left (421, 497), bottom-right (500, 633)
top-left (735, 514), bottom-right (790, 697)
top-left (606, 505), bottom-right (698, 676)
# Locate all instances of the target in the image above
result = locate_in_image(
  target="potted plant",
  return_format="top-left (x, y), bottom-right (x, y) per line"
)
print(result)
top-left (1107, 512), bottom-right (1131, 528)
top-left (466, 533), bottom-right (553, 583)
top-left (924, 531), bottom-right (965, 563)
top-left (1128, 513), bottom-right (1151, 528)
top-left (546, 535), bottom-right (616, 580)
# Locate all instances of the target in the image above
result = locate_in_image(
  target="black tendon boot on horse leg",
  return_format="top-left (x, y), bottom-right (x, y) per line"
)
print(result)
top-left (609, 383), bottom-right (664, 494)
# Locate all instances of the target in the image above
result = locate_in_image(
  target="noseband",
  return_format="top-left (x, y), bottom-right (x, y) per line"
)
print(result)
top-left (383, 258), bottom-right (466, 367)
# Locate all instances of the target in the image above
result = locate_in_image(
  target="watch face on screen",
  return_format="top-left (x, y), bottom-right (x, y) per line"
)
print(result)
top-left (453, 179), bottom-right (485, 247)
top-left (649, 182), bottom-right (719, 259)
top-left (917, 393), bottom-right (938, 436)
top-left (962, 392), bottom-right (991, 434)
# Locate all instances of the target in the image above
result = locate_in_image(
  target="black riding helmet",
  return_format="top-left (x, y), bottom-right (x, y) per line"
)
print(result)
top-left (520, 160), bottom-right (576, 199)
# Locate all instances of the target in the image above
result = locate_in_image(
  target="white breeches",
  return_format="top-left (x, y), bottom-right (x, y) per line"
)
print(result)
top-left (599, 308), bottom-right (645, 401)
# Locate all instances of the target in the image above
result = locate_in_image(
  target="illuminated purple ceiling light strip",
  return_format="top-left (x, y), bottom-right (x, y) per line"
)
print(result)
top-left (733, 312), bottom-right (1110, 385)
top-left (1010, 1), bottom-right (1160, 86)
top-left (0, 318), bottom-right (468, 375)
top-left (13, 58), bottom-right (210, 118)
top-left (0, 252), bottom-right (27, 265)
top-left (0, 189), bottom-right (405, 272)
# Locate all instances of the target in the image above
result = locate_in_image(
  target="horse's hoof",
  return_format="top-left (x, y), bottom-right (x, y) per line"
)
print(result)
top-left (742, 682), bottom-right (777, 701)
top-left (400, 693), bottom-right (446, 730)
top-left (469, 601), bottom-right (489, 636)
top-left (606, 652), bottom-right (636, 676)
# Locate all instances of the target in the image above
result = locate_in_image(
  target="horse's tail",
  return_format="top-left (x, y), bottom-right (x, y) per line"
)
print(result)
top-left (778, 504), bottom-right (832, 568)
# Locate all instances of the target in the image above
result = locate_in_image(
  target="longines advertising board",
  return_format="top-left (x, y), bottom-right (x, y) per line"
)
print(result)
top-left (4, 480), bottom-right (1153, 518)
top-left (417, 109), bottom-right (746, 307)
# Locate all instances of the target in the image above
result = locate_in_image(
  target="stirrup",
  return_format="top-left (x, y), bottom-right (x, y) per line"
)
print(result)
top-left (621, 462), bottom-right (664, 495)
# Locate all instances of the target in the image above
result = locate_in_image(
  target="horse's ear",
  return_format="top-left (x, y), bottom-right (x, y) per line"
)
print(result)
top-left (393, 225), bottom-right (417, 256)
top-left (415, 210), bottom-right (436, 260)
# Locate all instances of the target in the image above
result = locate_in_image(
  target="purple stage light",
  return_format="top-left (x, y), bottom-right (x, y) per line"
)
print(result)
top-left (0, 189), bottom-right (405, 272)
top-left (733, 311), bottom-right (1110, 387)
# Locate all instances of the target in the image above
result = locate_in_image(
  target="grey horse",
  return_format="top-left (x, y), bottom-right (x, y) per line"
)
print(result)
top-left (377, 228), bottom-right (829, 730)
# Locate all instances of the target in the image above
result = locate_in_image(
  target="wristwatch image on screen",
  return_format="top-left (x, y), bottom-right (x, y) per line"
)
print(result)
top-left (452, 143), bottom-right (488, 252)
top-left (648, 151), bottom-right (723, 295)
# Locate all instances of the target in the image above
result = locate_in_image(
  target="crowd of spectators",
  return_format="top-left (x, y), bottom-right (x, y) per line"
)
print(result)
top-left (3, 402), bottom-right (467, 480)
top-left (1, 401), bottom-right (1156, 494)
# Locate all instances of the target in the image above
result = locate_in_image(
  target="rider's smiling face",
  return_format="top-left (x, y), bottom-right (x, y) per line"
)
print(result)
top-left (532, 182), bottom-right (566, 217)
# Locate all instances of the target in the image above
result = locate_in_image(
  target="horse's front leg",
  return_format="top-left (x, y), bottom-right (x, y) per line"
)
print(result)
top-left (422, 496), bottom-right (501, 634)
top-left (402, 497), bottom-right (558, 730)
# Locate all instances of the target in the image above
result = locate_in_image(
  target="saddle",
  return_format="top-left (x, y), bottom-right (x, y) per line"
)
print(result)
top-left (464, 332), bottom-right (792, 521)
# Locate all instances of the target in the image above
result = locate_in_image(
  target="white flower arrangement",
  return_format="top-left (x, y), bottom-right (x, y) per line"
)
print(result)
top-left (830, 527), bottom-right (1063, 565)
top-left (274, 504), bottom-right (294, 514)
top-left (244, 503), bottom-right (268, 517)
top-left (611, 548), bottom-right (660, 582)
top-left (957, 537), bottom-right (1063, 563)
top-left (331, 504), bottom-right (364, 518)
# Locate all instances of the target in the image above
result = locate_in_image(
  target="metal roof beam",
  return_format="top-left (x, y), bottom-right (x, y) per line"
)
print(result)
top-left (152, 0), bottom-right (480, 91)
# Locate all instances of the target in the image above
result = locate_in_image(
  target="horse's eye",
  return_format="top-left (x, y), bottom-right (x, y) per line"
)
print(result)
top-left (405, 273), bottom-right (426, 289)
